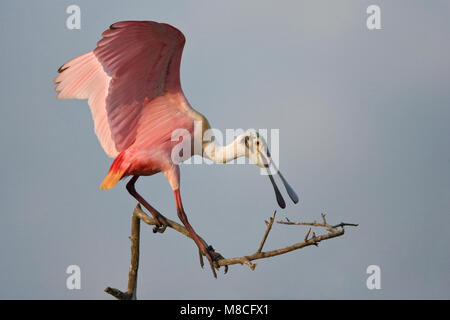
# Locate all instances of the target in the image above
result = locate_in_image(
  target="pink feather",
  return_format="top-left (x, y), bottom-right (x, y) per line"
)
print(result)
top-left (54, 21), bottom-right (196, 188)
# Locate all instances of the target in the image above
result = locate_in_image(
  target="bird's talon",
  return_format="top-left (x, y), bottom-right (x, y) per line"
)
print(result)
top-left (152, 222), bottom-right (167, 234)
top-left (203, 245), bottom-right (225, 273)
top-left (198, 249), bottom-right (205, 269)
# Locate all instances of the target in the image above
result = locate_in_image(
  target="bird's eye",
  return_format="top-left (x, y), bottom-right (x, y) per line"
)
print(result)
top-left (256, 141), bottom-right (260, 146)
top-left (244, 136), bottom-right (250, 148)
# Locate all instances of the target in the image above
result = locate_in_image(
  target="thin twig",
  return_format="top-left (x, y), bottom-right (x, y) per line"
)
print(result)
top-left (278, 215), bottom-right (358, 230)
top-left (304, 227), bottom-right (311, 241)
top-left (257, 211), bottom-right (276, 253)
top-left (277, 219), bottom-right (326, 227)
top-left (331, 222), bottom-right (359, 228)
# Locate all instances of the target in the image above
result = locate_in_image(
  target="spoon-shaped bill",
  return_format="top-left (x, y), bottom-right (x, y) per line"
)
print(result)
top-left (277, 170), bottom-right (299, 204)
top-left (260, 150), bottom-right (299, 205)
top-left (265, 165), bottom-right (286, 209)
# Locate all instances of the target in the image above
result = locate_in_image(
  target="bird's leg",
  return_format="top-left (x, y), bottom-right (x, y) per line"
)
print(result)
top-left (126, 176), bottom-right (168, 233)
top-left (174, 189), bottom-right (225, 277)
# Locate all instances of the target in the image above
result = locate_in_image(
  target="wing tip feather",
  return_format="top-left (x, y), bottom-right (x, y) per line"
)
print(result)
top-left (57, 65), bottom-right (69, 73)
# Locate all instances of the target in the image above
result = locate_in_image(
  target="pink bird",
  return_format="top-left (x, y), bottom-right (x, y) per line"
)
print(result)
top-left (54, 21), bottom-right (298, 272)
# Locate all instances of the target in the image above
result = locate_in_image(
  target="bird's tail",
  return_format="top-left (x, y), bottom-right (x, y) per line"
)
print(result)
top-left (100, 152), bottom-right (129, 190)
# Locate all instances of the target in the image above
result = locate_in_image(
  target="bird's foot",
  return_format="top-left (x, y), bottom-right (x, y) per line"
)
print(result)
top-left (199, 245), bottom-right (228, 278)
top-left (152, 216), bottom-right (168, 234)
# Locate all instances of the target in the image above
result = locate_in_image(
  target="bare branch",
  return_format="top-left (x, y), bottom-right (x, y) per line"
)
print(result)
top-left (104, 209), bottom-right (141, 300)
top-left (105, 204), bottom-right (357, 299)
top-left (216, 228), bottom-right (344, 268)
top-left (104, 286), bottom-right (132, 300)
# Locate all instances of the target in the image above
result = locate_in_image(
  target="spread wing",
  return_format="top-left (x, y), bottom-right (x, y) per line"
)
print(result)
top-left (55, 21), bottom-right (189, 156)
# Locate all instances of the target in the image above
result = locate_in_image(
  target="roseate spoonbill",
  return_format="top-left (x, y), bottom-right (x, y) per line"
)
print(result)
top-left (54, 21), bottom-right (298, 272)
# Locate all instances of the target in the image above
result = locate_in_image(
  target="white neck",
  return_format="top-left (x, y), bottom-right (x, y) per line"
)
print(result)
top-left (202, 137), bottom-right (246, 163)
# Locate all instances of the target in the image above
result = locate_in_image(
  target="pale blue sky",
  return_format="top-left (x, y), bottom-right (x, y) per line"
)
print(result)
top-left (0, 0), bottom-right (449, 299)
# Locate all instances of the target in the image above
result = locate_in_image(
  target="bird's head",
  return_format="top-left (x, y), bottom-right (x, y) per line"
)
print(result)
top-left (241, 131), bottom-right (269, 168)
top-left (240, 131), bottom-right (299, 209)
